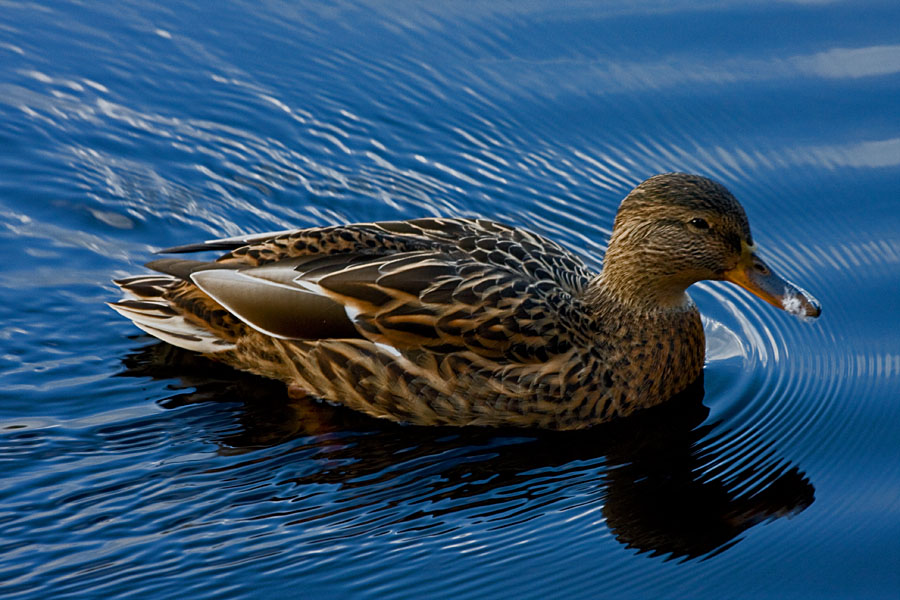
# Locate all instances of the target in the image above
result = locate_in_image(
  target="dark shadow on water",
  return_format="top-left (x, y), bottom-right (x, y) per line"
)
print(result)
top-left (119, 340), bottom-right (815, 561)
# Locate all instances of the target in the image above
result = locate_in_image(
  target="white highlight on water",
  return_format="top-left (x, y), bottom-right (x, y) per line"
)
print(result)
top-left (781, 282), bottom-right (820, 322)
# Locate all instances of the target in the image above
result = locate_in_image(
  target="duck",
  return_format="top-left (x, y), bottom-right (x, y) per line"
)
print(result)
top-left (110, 172), bottom-right (820, 430)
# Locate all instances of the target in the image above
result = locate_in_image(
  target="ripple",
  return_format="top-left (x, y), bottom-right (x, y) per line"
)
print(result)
top-left (2, 0), bottom-right (899, 598)
top-left (685, 208), bottom-right (900, 570)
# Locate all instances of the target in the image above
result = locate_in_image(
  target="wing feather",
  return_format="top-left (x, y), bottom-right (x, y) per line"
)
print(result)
top-left (138, 218), bottom-right (596, 360)
top-left (189, 268), bottom-right (360, 340)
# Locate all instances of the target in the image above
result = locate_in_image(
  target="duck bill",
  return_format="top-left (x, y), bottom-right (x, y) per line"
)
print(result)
top-left (722, 243), bottom-right (821, 319)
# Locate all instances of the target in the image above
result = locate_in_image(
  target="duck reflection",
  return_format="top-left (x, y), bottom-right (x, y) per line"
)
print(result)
top-left (120, 341), bottom-right (814, 561)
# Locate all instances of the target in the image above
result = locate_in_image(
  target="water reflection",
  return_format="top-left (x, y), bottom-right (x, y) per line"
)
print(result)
top-left (120, 342), bottom-right (814, 561)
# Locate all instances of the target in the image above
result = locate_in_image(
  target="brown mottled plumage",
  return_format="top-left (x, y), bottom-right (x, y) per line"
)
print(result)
top-left (110, 173), bottom-right (820, 430)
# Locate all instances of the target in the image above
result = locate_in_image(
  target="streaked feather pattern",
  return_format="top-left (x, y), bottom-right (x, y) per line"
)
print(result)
top-left (113, 217), bottom-right (644, 428)
top-left (112, 174), bottom-right (816, 429)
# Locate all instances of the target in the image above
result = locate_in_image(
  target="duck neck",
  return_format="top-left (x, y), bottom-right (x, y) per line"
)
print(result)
top-left (587, 248), bottom-right (694, 315)
top-left (582, 258), bottom-right (706, 416)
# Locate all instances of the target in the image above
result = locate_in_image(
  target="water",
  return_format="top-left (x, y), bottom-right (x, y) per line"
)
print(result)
top-left (1, 1), bottom-right (898, 598)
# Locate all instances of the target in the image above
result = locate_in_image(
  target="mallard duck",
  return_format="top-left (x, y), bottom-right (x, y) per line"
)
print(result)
top-left (110, 173), bottom-right (820, 430)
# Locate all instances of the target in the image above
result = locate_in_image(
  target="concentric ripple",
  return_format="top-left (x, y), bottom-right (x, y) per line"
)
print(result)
top-left (1, 1), bottom-right (899, 599)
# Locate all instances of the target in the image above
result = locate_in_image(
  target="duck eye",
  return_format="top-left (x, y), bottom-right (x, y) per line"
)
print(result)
top-left (689, 218), bottom-right (710, 230)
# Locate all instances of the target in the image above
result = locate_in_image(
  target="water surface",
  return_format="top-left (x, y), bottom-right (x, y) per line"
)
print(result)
top-left (1, 1), bottom-right (899, 598)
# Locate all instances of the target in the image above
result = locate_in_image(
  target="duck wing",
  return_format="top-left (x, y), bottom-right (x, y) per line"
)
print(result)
top-left (160, 218), bottom-right (595, 296)
top-left (143, 219), bottom-right (597, 361)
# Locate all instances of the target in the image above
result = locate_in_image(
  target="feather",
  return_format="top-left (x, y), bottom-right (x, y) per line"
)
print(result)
top-left (112, 174), bottom-right (809, 430)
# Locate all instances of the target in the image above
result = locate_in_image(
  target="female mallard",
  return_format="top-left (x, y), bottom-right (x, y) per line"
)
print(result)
top-left (110, 173), bottom-right (820, 430)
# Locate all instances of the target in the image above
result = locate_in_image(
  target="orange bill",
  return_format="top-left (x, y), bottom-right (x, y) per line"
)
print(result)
top-left (722, 242), bottom-right (821, 319)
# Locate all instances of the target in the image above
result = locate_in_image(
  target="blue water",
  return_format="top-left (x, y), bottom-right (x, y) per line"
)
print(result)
top-left (1, 1), bottom-right (899, 598)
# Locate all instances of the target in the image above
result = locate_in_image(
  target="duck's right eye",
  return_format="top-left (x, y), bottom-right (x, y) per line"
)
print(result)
top-left (689, 218), bottom-right (710, 230)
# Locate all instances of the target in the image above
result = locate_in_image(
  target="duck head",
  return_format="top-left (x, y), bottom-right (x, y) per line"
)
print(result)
top-left (599, 172), bottom-right (821, 319)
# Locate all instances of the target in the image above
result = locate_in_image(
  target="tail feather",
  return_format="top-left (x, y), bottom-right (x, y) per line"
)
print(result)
top-left (114, 274), bottom-right (177, 299)
top-left (144, 258), bottom-right (232, 280)
top-left (110, 276), bottom-right (236, 354)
